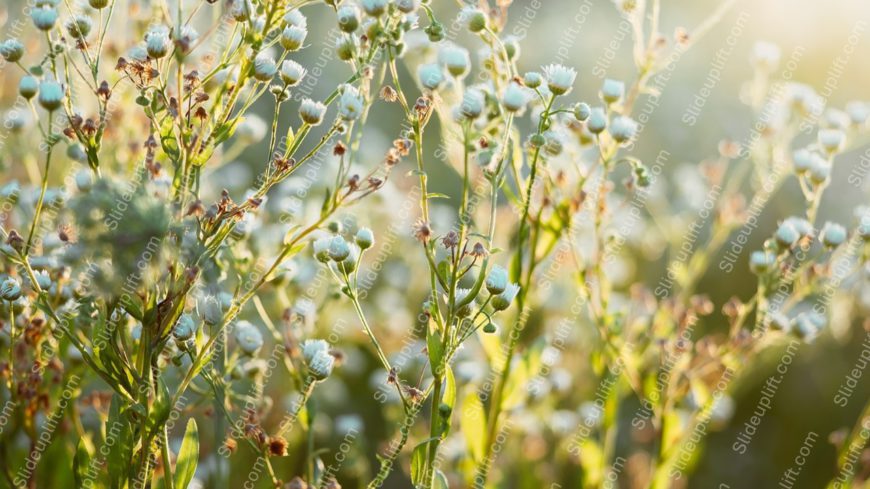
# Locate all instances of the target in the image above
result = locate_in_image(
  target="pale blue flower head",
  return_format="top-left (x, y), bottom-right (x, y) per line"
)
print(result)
top-left (502, 82), bottom-right (530, 113)
top-left (439, 43), bottom-right (471, 78)
top-left (491, 283), bottom-right (520, 311)
top-left (485, 265), bottom-right (509, 295)
top-left (542, 64), bottom-right (576, 96)
top-left (235, 321), bottom-right (264, 355)
top-left (418, 63), bottom-right (445, 91)
top-left (280, 59), bottom-right (306, 86)
top-left (338, 84), bottom-right (365, 120)
top-left (299, 98), bottom-right (327, 125)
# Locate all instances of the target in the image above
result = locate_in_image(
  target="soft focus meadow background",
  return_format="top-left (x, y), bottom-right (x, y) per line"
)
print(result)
top-left (1, 0), bottom-right (870, 487)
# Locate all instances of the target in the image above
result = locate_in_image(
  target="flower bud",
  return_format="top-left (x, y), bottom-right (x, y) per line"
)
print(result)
top-left (459, 88), bottom-right (485, 119)
top-left (523, 71), bottom-right (542, 89)
top-left (31, 7), bottom-right (58, 31)
top-left (609, 116), bottom-right (637, 144)
top-left (88, 0), bottom-right (108, 9)
top-left (252, 54), bottom-right (277, 81)
top-left (586, 107), bottom-right (607, 134)
top-left (418, 63), bottom-right (444, 91)
top-left (145, 29), bottom-right (171, 58)
top-left (820, 222), bottom-right (847, 248)
top-left (234, 321), bottom-right (264, 355)
top-left (335, 35), bottom-right (358, 61)
top-left (601, 78), bottom-right (624, 104)
top-left (502, 82), bottom-right (530, 112)
top-left (284, 9), bottom-right (307, 28)
top-left (338, 85), bottom-right (364, 120)
top-left (0, 39), bottom-right (25, 62)
top-left (818, 129), bottom-right (845, 154)
top-left (361, 0), bottom-right (388, 17)
top-left (807, 157), bottom-right (831, 185)
top-left (439, 44), bottom-right (470, 78)
top-left (749, 250), bottom-right (776, 274)
top-left (173, 313), bottom-right (197, 341)
top-left (337, 4), bottom-right (360, 32)
top-left (774, 221), bottom-right (799, 249)
top-left (19, 75), bottom-right (38, 99)
top-left (299, 98), bottom-right (327, 125)
top-left (396, 0), bottom-right (419, 13)
top-left (542, 64), bottom-right (576, 96)
top-left (485, 265), bottom-right (508, 295)
top-left (279, 59), bottom-right (306, 86)
top-left (199, 294), bottom-right (226, 325)
top-left (65, 15), bottom-right (93, 39)
top-left (573, 102), bottom-right (591, 121)
top-left (355, 228), bottom-right (374, 249)
top-left (462, 7), bottom-right (487, 33)
top-left (327, 236), bottom-right (351, 261)
top-left (314, 237), bottom-right (332, 263)
top-left (483, 322), bottom-right (497, 334)
top-left (1, 277), bottom-right (22, 301)
top-left (38, 80), bottom-right (64, 111)
top-left (281, 25), bottom-right (307, 51)
top-left (491, 283), bottom-right (520, 311)
top-left (301, 339), bottom-right (335, 380)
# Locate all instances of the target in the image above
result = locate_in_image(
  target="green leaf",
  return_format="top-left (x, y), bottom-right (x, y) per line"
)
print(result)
top-left (426, 192), bottom-right (450, 200)
top-left (443, 367), bottom-right (456, 411)
top-left (173, 419), bottom-right (199, 489)
top-left (74, 437), bottom-right (94, 488)
top-left (410, 440), bottom-right (428, 486)
top-left (461, 392), bottom-right (486, 462)
top-left (427, 328), bottom-right (444, 375)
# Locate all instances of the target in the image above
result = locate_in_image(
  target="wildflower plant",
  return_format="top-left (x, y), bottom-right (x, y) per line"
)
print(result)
top-left (0, 0), bottom-right (868, 488)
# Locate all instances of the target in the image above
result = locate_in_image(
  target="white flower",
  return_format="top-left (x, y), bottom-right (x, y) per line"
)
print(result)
top-left (586, 107), bottom-right (608, 134)
top-left (253, 54), bottom-right (277, 81)
top-left (338, 85), bottom-right (365, 120)
top-left (299, 98), bottom-right (327, 125)
top-left (542, 64), bottom-right (576, 96)
top-left (284, 9), bottom-right (307, 28)
top-left (523, 71), bottom-right (543, 89)
top-left (173, 314), bottom-right (197, 341)
top-left (609, 116), bottom-right (638, 144)
top-left (301, 339), bottom-right (334, 380)
top-left (818, 129), bottom-right (845, 154)
top-left (418, 63), bottom-right (445, 91)
top-left (460, 6), bottom-right (487, 33)
top-left (846, 101), bottom-right (869, 125)
top-left (355, 228), bottom-right (374, 249)
top-left (491, 282), bottom-right (520, 311)
top-left (281, 25), bottom-right (307, 51)
top-left (820, 222), bottom-right (847, 248)
top-left (327, 235), bottom-right (350, 261)
top-left (234, 321), bottom-right (264, 355)
top-left (439, 43), bottom-right (470, 78)
top-left (145, 28), bottom-right (171, 58)
top-left (486, 265), bottom-right (508, 294)
top-left (236, 114), bottom-right (267, 142)
top-left (33, 270), bottom-right (51, 289)
top-left (301, 339), bottom-right (330, 363)
top-left (279, 59), bottom-right (306, 86)
top-left (1, 277), bottom-right (21, 301)
top-left (501, 82), bottom-right (530, 113)
top-left (308, 350), bottom-right (335, 380)
top-left (601, 78), bottom-right (625, 104)
top-left (459, 88), bottom-right (485, 119)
